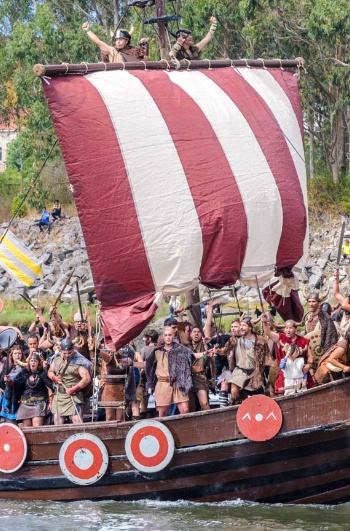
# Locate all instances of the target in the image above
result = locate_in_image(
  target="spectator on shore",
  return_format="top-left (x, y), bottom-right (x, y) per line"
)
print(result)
top-left (38, 207), bottom-right (51, 234)
top-left (52, 200), bottom-right (61, 221)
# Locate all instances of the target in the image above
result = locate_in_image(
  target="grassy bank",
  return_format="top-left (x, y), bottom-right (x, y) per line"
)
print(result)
top-left (0, 298), bottom-right (239, 334)
top-left (0, 300), bottom-right (96, 330)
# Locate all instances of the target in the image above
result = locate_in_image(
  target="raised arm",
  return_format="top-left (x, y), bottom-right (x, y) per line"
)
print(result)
top-left (196, 16), bottom-right (218, 52)
top-left (82, 21), bottom-right (113, 56)
top-left (261, 314), bottom-right (279, 343)
top-left (333, 269), bottom-right (350, 311)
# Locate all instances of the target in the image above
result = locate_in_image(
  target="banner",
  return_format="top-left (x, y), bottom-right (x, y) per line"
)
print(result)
top-left (0, 231), bottom-right (42, 286)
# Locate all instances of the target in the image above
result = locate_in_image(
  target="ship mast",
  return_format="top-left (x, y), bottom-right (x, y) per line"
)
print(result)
top-left (155, 0), bottom-right (169, 59)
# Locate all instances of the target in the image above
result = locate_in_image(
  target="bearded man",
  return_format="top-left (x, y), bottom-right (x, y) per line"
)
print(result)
top-left (304, 291), bottom-right (338, 370)
top-left (226, 317), bottom-right (272, 405)
top-left (48, 338), bottom-right (92, 424)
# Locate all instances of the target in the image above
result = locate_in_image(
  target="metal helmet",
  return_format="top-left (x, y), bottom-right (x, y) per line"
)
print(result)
top-left (307, 291), bottom-right (320, 301)
top-left (175, 28), bottom-right (192, 39)
top-left (74, 312), bottom-right (86, 322)
top-left (60, 338), bottom-right (74, 350)
top-left (240, 316), bottom-right (253, 328)
top-left (113, 28), bottom-right (131, 42)
top-left (320, 302), bottom-right (332, 315)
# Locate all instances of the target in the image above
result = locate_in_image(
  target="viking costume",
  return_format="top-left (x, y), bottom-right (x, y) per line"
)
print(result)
top-left (51, 350), bottom-right (92, 417)
top-left (146, 343), bottom-right (194, 406)
top-left (314, 330), bottom-right (350, 385)
top-left (102, 29), bottom-right (144, 63)
top-left (15, 366), bottom-right (54, 421)
top-left (305, 310), bottom-right (339, 370)
top-left (136, 344), bottom-right (155, 403)
top-left (100, 350), bottom-right (136, 406)
top-left (105, 46), bottom-right (144, 63)
top-left (174, 44), bottom-right (201, 61)
top-left (227, 334), bottom-right (272, 392)
top-left (189, 340), bottom-right (211, 394)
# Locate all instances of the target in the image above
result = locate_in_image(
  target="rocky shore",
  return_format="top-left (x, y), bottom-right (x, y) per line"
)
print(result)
top-left (0, 212), bottom-right (349, 307)
top-left (0, 215), bottom-right (94, 303)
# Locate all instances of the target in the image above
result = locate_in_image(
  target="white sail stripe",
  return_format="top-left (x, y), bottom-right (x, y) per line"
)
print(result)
top-left (236, 69), bottom-right (309, 270)
top-left (86, 71), bottom-right (203, 292)
top-left (168, 71), bottom-right (283, 282)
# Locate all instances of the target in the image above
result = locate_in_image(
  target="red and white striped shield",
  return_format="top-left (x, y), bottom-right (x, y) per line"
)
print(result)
top-left (43, 67), bottom-right (307, 348)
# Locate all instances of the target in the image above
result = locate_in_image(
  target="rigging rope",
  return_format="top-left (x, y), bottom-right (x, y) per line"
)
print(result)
top-left (0, 139), bottom-right (58, 246)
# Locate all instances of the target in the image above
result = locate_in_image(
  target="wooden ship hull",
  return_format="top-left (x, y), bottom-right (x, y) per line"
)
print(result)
top-left (2, 378), bottom-right (350, 504)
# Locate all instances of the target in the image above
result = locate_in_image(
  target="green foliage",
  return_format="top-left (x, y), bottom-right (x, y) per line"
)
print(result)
top-left (308, 173), bottom-right (350, 216)
top-left (11, 194), bottom-right (28, 218)
top-left (0, 168), bottom-right (22, 220)
top-left (0, 0), bottom-right (350, 212)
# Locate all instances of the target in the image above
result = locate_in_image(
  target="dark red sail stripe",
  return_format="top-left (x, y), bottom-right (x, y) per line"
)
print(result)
top-left (203, 68), bottom-right (306, 270)
top-left (130, 70), bottom-right (247, 287)
top-left (43, 77), bottom-right (155, 311)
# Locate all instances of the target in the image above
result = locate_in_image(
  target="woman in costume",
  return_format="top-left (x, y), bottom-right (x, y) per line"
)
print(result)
top-left (15, 352), bottom-right (55, 427)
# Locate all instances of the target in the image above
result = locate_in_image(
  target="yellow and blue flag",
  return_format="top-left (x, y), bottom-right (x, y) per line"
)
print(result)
top-left (0, 230), bottom-right (42, 286)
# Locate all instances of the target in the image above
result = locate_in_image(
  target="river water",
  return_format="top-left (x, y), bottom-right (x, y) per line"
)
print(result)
top-left (0, 499), bottom-right (348, 531)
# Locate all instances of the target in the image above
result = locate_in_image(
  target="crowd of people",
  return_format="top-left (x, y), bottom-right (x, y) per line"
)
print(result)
top-left (0, 272), bottom-right (350, 427)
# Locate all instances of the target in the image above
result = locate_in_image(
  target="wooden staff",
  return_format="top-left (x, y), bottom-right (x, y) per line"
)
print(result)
top-left (52, 270), bottom-right (75, 308)
top-left (33, 58), bottom-right (305, 77)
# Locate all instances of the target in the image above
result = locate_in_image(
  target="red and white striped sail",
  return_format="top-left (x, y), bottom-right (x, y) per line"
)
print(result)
top-left (43, 67), bottom-right (308, 347)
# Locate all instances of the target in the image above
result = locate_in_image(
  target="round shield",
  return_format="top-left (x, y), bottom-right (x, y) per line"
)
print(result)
top-left (305, 329), bottom-right (322, 370)
top-left (0, 328), bottom-right (18, 350)
top-left (237, 395), bottom-right (283, 441)
top-left (125, 420), bottom-right (175, 473)
top-left (59, 433), bottom-right (109, 485)
top-left (0, 423), bottom-right (27, 473)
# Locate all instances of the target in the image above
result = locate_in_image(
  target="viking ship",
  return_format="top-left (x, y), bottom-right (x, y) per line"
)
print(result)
top-left (2, 58), bottom-right (350, 505)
